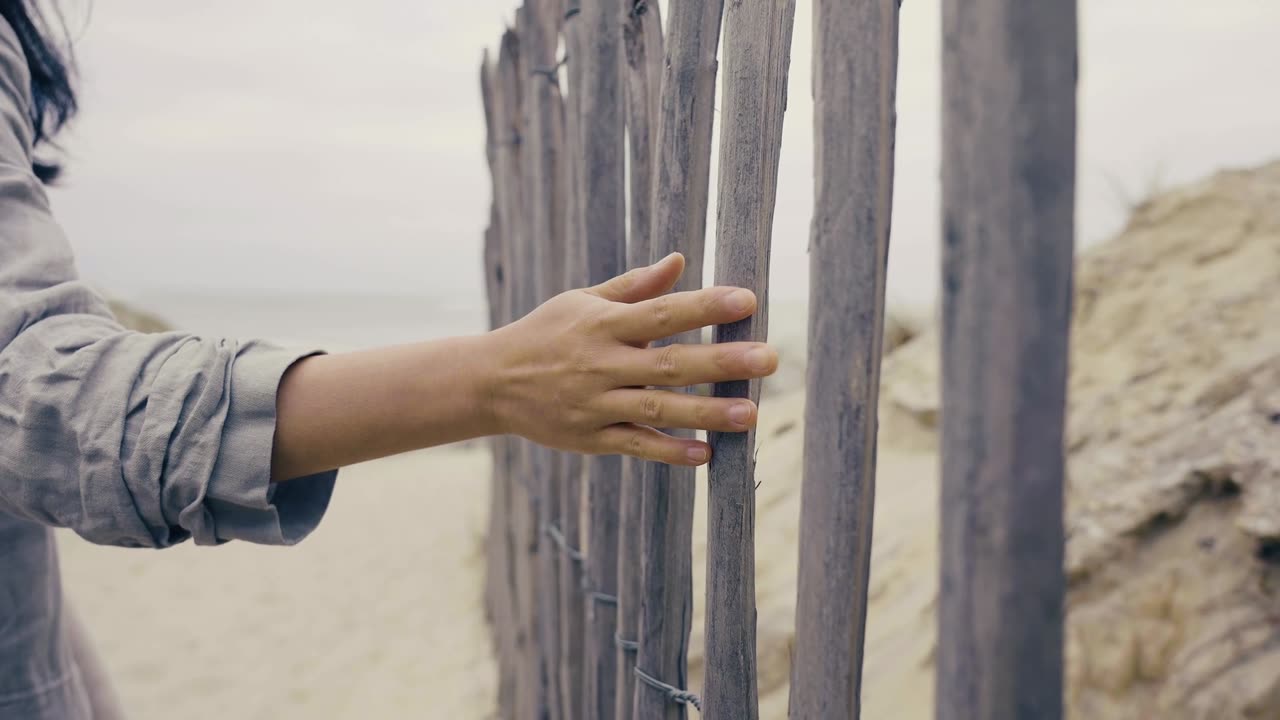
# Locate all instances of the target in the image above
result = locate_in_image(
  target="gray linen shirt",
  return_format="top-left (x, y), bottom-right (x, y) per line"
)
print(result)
top-left (0, 19), bottom-right (337, 718)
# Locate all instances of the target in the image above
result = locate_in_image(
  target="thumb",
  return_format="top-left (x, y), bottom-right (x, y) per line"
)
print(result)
top-left (588, 252), bottom-right (685, 303)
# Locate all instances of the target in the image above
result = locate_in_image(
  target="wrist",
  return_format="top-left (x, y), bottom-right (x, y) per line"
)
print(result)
top-left (472, 328), bottom-right (516, 438)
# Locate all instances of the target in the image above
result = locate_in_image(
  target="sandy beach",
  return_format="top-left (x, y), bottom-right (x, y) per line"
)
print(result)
top-left (57, 447), bottom-right (499, 719)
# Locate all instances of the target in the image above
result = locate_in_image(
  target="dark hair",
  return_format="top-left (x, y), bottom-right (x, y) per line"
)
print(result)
top-left (0, 1), bottom-right (77, 183)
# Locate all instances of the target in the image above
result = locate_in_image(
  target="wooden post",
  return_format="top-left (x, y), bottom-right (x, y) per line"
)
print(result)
top-left (490, 29), bottom-right (529, 720)
top-left (522, 1), bottom-right (572, 717)
top-left (570, 0), bottom-right (628, 717)
top-left (535, 81), bottom-right (569, 720)
top-left (558, 6), bottom-right (589, 719)
top-left (511, 3), bottom-right (567, 717)
top-left (615, 1), bottom-right (664, 718)
top-left (634, 1), bottom-right (725, 718)
top-left (789, 0), bottom-right (899, 717)
top-left (479, 49), bottom-right (513, 716)
top-left (480, 45), bottom-right (498, 635)
top-left (936, 1), bottom-right (1076, 718)
top-left (704, 2), bottom-right (796, 718)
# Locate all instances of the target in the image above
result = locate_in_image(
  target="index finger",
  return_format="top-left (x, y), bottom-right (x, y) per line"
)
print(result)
top-left (607, 286), bottom-right (758, 343)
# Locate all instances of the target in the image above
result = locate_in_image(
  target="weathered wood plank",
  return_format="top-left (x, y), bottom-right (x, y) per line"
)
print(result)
top-left (558, 457), bottom-right (586, 719)
top-left (508, 16), bottom-right (545, 716)
top-left (537, 454), bottom-right (565, 720)
top-left (571, 1), bottom-right (628, 717)
top-left (538, 86), bottom-right (571, 720)
top-left (789, 0), bottom-right (899, 717)
top-left (558, 6), bottom-right (589, 718)
top-left (704, 2), bottom-right (796, 718)
top-left (480, 48), bottom-right (519, 717)
top-left (523, 2), bottom-right (572, 717)
top-left (615, 1), bottom-right (664, 718)
top-left (634, 1), bottom-right (725, 718)
top-left (514, 2), bottom-right (567, 715)
top-left (480, 47), bottom-right (501, 637)
top-left (490, 30), bottom-right (528, 719)
top-left (936, 2), bottom-right (1077, 718)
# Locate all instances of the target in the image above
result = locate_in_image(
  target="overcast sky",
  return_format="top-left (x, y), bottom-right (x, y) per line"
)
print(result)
top-left (46, 1), bottom-right (1280, 313)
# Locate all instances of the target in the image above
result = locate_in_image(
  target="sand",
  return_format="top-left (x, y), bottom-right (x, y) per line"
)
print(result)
top-left (57, 447), bottom-right (499, 719)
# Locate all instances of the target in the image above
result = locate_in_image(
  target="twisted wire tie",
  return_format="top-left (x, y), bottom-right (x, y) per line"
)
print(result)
top-left (530, 54), bottom-right (569, 82)
top-left (635, 667), bottom-right (702, 712)
top-left (614, 634), bottom-right (640, 653)
top-left (587, 591), bottom-right (618, 607)
top-left (542, 523), bottom-right (585, 564)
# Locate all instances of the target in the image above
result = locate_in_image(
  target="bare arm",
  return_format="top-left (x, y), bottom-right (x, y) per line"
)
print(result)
top-left (271, 252), bottom-right (777, 481)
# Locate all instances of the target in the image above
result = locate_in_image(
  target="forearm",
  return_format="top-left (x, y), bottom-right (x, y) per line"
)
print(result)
top-left (271, 253), bottom-right (778, 480)
top-left (271, 333), bottom-right (500, 481)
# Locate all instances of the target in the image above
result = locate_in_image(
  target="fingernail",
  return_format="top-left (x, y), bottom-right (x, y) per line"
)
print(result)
top-left (746, 347), bottom-right (775, 373)
top-left (725, 289), bottom-right (755, 313)
top-left (687, 446), bottom-right (709, 463)
top-left (728, 403), bottom-right (753, 427)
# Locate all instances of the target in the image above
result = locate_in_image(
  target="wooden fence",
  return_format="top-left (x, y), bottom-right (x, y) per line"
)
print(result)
top-left (480, 0), bottom-right (1077, 718)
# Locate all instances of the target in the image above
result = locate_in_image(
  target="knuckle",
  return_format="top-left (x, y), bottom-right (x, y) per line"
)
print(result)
top-left (614, 271), bottom-right (634, 293)
top-left (571, 344), bottom-right (604, 377)
top-left (627, 432), bottom-right (646, 456)
top-left (705, 289), bottom-right (726, 314)
top-left (691, 399), bottom-right (711, 426)
top-left (656, 345), bottom-right (680, 380)
top-left (571, 301), bottom-right (612, 335)
top-left (571, 351), bottom-right (594, 376)
top-left (651, 296), bottom-right (674, 329)
top-left (618, 267), bottom-right (644, 290)
top-left (564, 404), bottom-right (592, 430)
top-left (642, 392), bottom-right (664, 422)
top-left (713, 346), bottom-right (736, 372)
top-left (582, 307), bottom-right (609, 333)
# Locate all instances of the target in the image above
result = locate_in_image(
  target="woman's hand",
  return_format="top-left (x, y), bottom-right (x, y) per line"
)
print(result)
top-left (486, 252), bottom-right (777, 466)
top-left (271, 252), bottom-right (776, 481)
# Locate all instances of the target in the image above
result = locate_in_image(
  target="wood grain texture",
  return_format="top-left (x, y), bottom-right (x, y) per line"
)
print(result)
top-left (634, 1), bottom-right (725, 718)
top-left (541, 87), bottom-right (571, 720)
top-left (936, 2), bottom-right (1076, 719)
top-left (559, 6), bottom-right (589, 717)
top-left (558, 455), bottom-right (586, 719)
top-left (491, 30), bottom-right (529, 720)
top-left (615, 1), bottom-right (664, 718)
top-left (542, 7), bottom-right (573, 718)
top-left (704, 2), bottom-right (796, 718)
top-left (479, 49), bottom-right (517, 719)
top-left (788, 0), bottom-right (899, 717)
top-left (538, 453), bottom-right (565, 720)
top-left (480, 48), bottom-right (499, 623)
top-left (518, 1), bottom-right (570, 715)
top-left (510, 11), bottom-right (542, 716)
top-left (574, 1), bottom-right (628, 716)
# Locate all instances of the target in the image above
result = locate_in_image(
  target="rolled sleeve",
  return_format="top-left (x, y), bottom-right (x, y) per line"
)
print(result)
top-left (0, 322), bottom-right (340, 549)
top-left (194, 345), bottom-right (336, 546)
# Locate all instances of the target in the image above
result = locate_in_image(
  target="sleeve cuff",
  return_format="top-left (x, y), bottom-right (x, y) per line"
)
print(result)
top-left (197, 342), bottom-right (337, 546)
